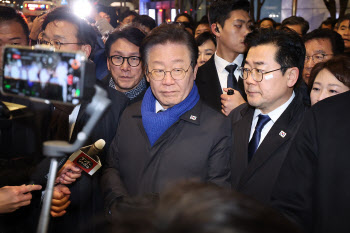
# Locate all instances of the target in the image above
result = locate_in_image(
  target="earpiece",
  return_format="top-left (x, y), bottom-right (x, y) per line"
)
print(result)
top-left (215, 26), bottom-right (219, 33)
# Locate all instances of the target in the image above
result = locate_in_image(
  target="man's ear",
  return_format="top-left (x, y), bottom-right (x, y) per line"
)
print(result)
top-left (106, 57), bottom-right (110, 71)
top-left (286, 67), bottom-right (299, 87)
top-left (81, 44), bottom-right (92, 58)
top-left (211, 23), bottom-right (221, 38)
top-left (193, 64), bottom-right (199, 81)
top-left (145, 66), bottom-right (150, 83)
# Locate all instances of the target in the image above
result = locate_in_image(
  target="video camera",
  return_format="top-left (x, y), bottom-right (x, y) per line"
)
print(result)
top-left (1, 45), bottom-right (89, 106)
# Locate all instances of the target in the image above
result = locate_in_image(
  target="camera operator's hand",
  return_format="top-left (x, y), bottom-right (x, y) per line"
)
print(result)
top-left (0, 185), bottom-right (42, 213)
top-left (29, 13), bottom-right (47, 41)
top-left (221, 88), bottom-right (246, 116)
top-left (51, 184), bottom-right (71, 217)
top-left (55, 160), bottom-right (82, 185)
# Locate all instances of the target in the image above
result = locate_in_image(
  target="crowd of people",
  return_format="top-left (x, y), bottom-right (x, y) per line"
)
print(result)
top-left (0, 0), bottom-right (350, 233)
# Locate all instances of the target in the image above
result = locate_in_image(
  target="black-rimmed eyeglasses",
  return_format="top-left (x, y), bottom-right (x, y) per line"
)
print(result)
top-left (109, 55), bottom-right (141, 67)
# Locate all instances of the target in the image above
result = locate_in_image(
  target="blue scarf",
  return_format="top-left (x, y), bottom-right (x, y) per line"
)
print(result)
top-left (141, 83), bottom-right (200, 146)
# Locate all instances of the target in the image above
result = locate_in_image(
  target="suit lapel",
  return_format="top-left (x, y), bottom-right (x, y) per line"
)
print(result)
top-left (238, 96), bottom-right (300, 187)
top-left (196, 56), bottom-right (222, 112)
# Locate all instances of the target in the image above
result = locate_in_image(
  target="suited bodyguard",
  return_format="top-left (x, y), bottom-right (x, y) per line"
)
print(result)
top-left (230, 28), bottom-right (308, 205)
top-left (195, 0), bottom-right (252, 116)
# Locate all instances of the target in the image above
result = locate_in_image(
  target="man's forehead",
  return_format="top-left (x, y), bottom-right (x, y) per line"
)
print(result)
top-left (44, 20), bottom-right (78, 37)
top-left (246, 44), bottom-right (277, 65)
top-left (0, 20), bottom-right (26, 38)
top-left (147, 43), bottom-right (190, 63)
top-left (110, 38), bottom-right (140, 54)
top-left (227, 10), bottom-right (251, 22)
top-left (340, 20), bottom-right (350, 27)
top-left (305, 38), bottom-right (332, 51)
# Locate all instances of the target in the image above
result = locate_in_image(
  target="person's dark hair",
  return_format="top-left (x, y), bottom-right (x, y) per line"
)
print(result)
top-left (42, 6), bottom-right (96, 55)
top-left (308, 55), bottom-right (350, 91)
top-left (319, 17), bottom-right (336, 29)
top-left (304, 29), bottom-right (344, 55)
top-left (195, 15), bottom-right (209, 31)
top-left (281, 16), bottom-right (310, 36)
top-left (174, 13), bottom-right (195, 32)
top-left (132, 15), bottom-right (156, 31)
top-left (198, 15), bottom-right (209, 25)
top-left (174, 12), bottom-right (194, 24)
top-left (209, 0), bottom-right (249, 28)
top-left (140, 23), bottom-right (198, 70)
top-left (195, 31), bottom-right (217, 47)
top-left (153, 181), bottom-right (302, 233)
top-left (245, 28), bottom-right (306, 87)
top-left (105, 25), bottom-right (146, 57)
top-left (0, 6), bottom-right (29, 43)
top-left (120, 10), bottom-right (138, 22)
top-left (335, 13), bottom-right (350, 29)
top-left (259, 17), bottom-right (276, 28)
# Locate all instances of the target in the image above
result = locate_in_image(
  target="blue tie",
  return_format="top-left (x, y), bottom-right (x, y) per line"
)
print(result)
top-left (225, 64), bottom-right (238, 89)
top-left (248, 114), bottom-right (271, 162)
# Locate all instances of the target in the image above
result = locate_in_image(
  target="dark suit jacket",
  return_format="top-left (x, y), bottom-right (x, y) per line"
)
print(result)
top-left (272, 91), bottom-right (350, 233)
top-left (195, 55), bottom-right (246, 113)
top-left (230, 91), bottom-right (307, 205)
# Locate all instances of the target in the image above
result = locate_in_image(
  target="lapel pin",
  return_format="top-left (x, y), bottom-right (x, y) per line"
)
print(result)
top-left (190, 115), bottom-right (197, 120)
top-left (279, 131), bottom-right (286, 138)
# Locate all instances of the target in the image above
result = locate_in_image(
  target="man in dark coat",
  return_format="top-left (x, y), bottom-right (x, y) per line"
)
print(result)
top-left (195, 0), bottom-right (252, 116)
top-left (271, 90), bottom-right (350, 233)
top-left (101, 24), bottom-right (232, 220)
top-left (230, 29), bottom-right (308, 205)
top-left (47, 25), bottom-right (148, 232)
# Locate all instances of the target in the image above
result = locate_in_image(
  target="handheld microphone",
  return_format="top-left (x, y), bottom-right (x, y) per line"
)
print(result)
top-left (69, 139), bottom-right (105, 175)
top-left (86, 139), bottom-right (105, 159)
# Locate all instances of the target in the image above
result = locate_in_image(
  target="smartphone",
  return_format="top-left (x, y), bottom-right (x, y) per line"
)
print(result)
top-left (1, 45), bottom-right (87, 105)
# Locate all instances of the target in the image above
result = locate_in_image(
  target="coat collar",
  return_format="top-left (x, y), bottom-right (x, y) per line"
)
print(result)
top-left (132, 99), bottom-right (202, 126)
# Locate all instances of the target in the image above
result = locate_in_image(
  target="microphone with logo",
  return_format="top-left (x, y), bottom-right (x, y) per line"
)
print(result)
top-left (68, 139), bottom-right (105, 175)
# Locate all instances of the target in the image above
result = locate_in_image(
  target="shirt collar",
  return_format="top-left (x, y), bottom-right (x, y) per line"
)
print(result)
top-left (155, 100), bottom-right (166, 113)
top-left (253, 91), bottom-right (296, 123)
top-left (214, 52), bottom-right (244, 73)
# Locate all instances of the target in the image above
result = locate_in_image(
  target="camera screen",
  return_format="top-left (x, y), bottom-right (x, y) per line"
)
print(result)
top-left (2, 46), bottom-right (85, 105)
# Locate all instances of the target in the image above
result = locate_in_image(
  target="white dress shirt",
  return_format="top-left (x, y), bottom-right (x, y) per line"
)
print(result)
top-left (155, 100), bottom-right (166, 113)
top-left (214, 52), bottom-right (244, 92)
top-left (249, 91), bottom-right (295, 147)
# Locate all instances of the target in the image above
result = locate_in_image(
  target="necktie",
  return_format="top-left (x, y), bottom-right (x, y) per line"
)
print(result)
top-left (225, 64), bottom-right (238, 89)
top-left (248, 114), bottom-right (271, 162)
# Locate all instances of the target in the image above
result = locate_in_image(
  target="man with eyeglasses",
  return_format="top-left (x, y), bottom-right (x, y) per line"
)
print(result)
top-left (103, 26), bottom-right (148, 105)
top-left (229, 29), bottom-right (308, 205)
top-left (303, 29), bottom-right (344, 85)
top-left (101, 24), bottom-right (231, 220)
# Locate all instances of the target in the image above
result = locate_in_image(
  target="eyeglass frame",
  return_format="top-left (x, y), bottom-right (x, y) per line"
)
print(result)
top-left (147, 63), bottom-right (193, 81)
top-left (238, 66), bottom-right (287, 82)
top-left (304, 53), bottom-right (333, 64)
top-left (38, 38), bottom-right (84, 49)
top-left (108, 55), bottom-right (141, 67)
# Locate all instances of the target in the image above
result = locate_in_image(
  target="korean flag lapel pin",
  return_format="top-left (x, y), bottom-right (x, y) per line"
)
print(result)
top-left (279, 130), bottom-right (287, 138)
top-left (190, 115), bottom-right (197, 121)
